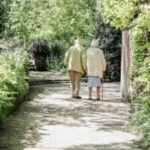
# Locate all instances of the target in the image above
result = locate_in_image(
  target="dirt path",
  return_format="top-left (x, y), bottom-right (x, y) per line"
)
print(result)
top-left (0, 81), bottom-right (142, 150)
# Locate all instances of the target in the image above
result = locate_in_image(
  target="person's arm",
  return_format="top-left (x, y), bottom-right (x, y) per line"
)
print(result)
top-left (101, 51), bottom-right (106, 72)
top-left (81, 49), bottom-right (87, 72)
top-left (64, 49), bottom-right (70, 66)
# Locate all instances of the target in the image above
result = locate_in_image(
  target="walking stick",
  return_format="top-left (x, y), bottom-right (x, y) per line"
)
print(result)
top-left (101, 78), bottom-right (103, 101)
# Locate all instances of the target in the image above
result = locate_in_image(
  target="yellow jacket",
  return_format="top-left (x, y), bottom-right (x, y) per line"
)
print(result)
top-left (64, 44), bottom-right (87, 74)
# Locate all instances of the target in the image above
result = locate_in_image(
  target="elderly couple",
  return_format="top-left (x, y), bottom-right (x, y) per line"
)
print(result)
top-left (64, 38), bottom-right (106, 100)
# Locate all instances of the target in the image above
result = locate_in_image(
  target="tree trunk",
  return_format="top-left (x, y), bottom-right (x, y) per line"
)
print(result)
top-left (121, 29), bottom-right (131, 101)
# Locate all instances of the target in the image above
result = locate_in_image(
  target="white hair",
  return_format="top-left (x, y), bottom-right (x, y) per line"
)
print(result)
top-left (74, 39), bottom-right (82, 45)
top-left (90, 39), bottom-right (99, 47)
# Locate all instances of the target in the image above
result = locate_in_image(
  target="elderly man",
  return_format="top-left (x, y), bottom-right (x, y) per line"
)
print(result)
top-left (64, 38), bottom-right (86, 99)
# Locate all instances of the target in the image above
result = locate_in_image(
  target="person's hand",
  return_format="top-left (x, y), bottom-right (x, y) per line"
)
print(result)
top-left (82, 71), bottom-right (87, 78)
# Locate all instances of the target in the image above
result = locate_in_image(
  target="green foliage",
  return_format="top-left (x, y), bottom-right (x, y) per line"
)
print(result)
top-left (6, 0), bottom-right (96, 42)
top-left (131, 27), bottom-right (150, 149)
top-left (0, 49), bottom-right (29, 123)
top-left (48, 59), bottom-right (66, 73)
top-left (0, 0), bottom-right (14, 38)
top-left (0, 0), bottom-right (9, 37)
top-left (132, 96), bottom-right (150, 148)
top-left (97, 0), bottom-right (150, 148)
top-left (47, 39), bottom-right (68, 70)
top-left (95, 21), bottom-right (121, 81)
top-left (27, 37), bottom-right (68, 71)
top-left (0, 1), bottom-right (5, 35)
top-left (97, 0), bottom-right (138, 28)
top-left (28, 38), bottom-right (50, 55)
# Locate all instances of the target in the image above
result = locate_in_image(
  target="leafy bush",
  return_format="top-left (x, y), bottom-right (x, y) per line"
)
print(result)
top-left (96, 24), bottom-right (121, 81)
top-left (47, 39), bottom-right (68, 72)
top-left (6, 0), bottom-right (96, 43)
top-left (131, 27), bottom-right (150, 149)
top-left (27, 37), bottom-right (68, 72)
top-left (0, 49), bottom-right (29, 123)
top-left (97, 1), bottom-right (150, 147)
top-left (28, 38), bottom-right (50, 71)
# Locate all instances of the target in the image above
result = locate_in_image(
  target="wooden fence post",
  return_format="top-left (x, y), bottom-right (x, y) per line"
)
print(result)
top-left (121, 29), bottom-right (131, 101)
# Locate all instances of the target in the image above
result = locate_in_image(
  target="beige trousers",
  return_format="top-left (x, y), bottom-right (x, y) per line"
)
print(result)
top-left (68, 71), bottom-right (82, 97)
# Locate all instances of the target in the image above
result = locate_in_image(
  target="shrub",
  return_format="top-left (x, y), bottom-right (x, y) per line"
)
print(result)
top-left (27, 38), bottom-right (50, 71)
top-left (131, 27), bottom-right (150, 149)
top-left (27, 37), bottom-right (68, 72)
top-left (0, 49), bottom-right (29, 123)
top-left (95, 22), bottom-right (121, 82)
top-left (47, 39), bottom-right (68, 72)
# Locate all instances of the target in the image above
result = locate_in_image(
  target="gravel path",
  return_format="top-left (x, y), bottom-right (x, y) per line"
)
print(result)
top-left (0, 81), bottom-right (142, 150)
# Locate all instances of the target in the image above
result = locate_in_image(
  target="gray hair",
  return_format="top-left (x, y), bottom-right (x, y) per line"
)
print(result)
top-left (90, 39), bottom-right (99, 47)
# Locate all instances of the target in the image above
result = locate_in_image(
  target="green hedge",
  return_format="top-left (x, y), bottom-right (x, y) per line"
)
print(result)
top-left (131, 27), bottom-right (150, 149)
top-left (0, 49), bottom-right (29, 123)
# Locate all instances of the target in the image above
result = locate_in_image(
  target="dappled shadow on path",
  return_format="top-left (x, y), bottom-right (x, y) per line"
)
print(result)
top-left (0, 82), bottom-right (141, 150)
top-left (66, 142), bottom-right (139, 150)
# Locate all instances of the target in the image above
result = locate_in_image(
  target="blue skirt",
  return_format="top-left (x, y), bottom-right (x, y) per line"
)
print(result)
top-left (88, 76), bottom-right (101, 87)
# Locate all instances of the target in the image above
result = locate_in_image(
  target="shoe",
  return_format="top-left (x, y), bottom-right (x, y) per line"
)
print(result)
top-left (96, 97), bottom-right (101, 101)
top-left (88, 97), bottom-right (92, 100)
top-left (74, 96), bottom-right (82, 99)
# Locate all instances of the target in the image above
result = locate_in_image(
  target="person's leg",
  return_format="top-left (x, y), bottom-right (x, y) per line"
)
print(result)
top-left (74, 72), bottom-right (82, 98)
top-left (96, 86), bottom-right (100, 100)
top-left (68, 71), bottom-right (75, 98)
top-left (88, 87), bottom-right (92, 99)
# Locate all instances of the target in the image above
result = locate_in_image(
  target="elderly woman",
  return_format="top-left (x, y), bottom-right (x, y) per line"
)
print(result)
top-left (86, 39), bottom-right (106, 100)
